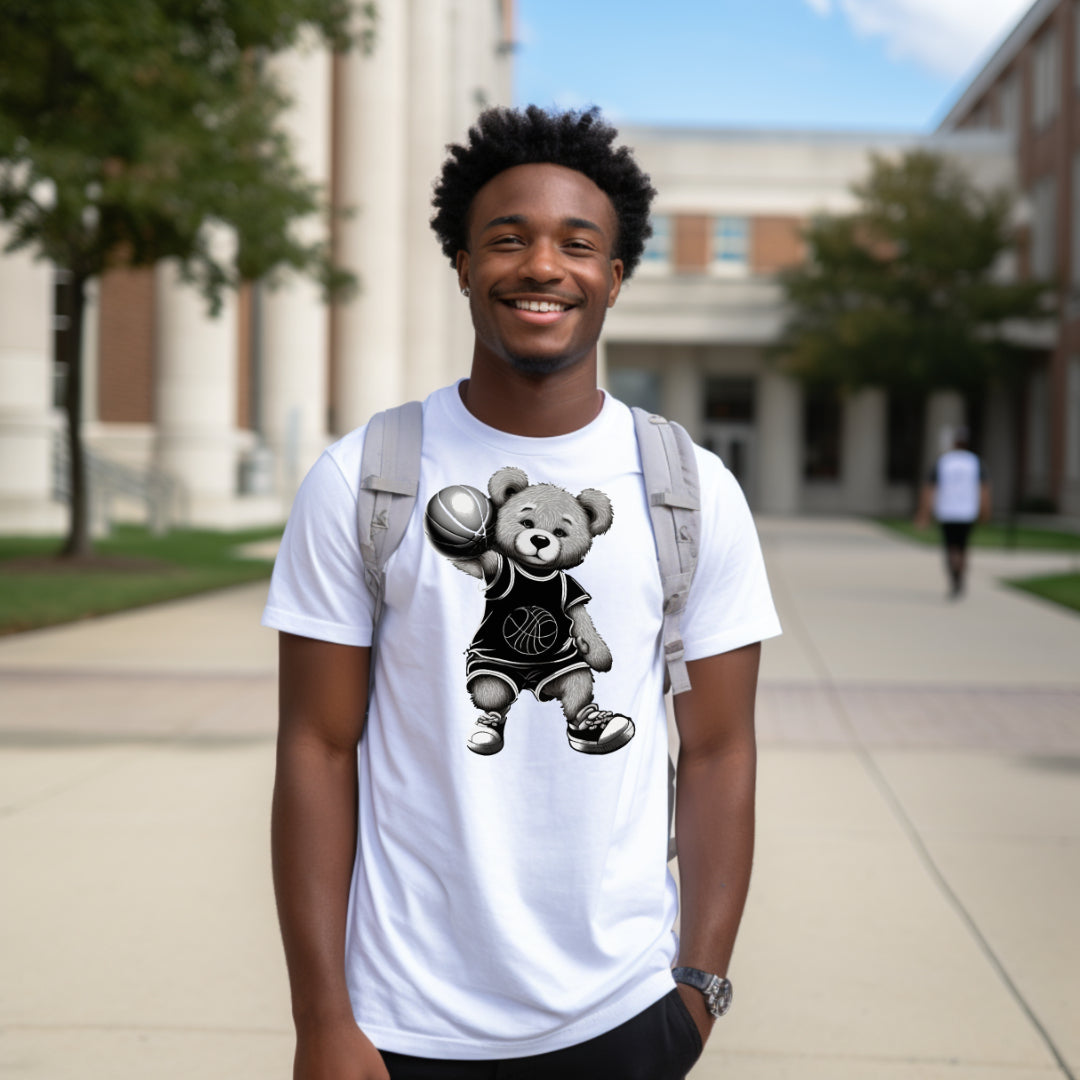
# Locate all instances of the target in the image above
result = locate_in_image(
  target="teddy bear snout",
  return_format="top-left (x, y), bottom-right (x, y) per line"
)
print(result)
top-left (514, 529), bottom-right (558, 562)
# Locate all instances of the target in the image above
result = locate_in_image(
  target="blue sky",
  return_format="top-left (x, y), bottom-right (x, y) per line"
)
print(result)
top-left (514, 0), bottom-right (1034, 131)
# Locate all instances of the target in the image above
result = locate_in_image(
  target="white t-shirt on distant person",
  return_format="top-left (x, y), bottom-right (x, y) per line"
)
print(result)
top-left (931, 448), bottom-right (983, 523)
top-left (262, 382), bottom-right (782, 1060)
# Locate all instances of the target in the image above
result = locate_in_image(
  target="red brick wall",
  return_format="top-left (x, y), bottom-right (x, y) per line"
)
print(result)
top-left (751, 216), bottom-right (804, 274)
top-left (673, 215), bottom-right (710, 272)
top-left (97, 266), bottom-right (154, 423)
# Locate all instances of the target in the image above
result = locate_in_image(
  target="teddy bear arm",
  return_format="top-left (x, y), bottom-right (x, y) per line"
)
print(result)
top-left (569, 604), bottom-right (612, 671)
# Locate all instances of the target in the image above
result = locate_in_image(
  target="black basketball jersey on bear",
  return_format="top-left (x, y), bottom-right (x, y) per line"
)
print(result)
top-left (470, 555), bottom-right (589, 667)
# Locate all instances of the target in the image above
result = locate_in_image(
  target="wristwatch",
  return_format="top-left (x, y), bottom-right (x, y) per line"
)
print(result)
top-left (672, 966), bottom-right (733, 1018)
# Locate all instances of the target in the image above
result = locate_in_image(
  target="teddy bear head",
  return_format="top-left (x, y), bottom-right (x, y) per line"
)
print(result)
top-left (487, 467), bottom-right (613, 571)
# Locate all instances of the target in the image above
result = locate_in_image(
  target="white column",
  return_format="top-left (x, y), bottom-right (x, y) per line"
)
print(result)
top-left (660, 347), bottom-right (701, 441)
top-left (81, 278), bottom-right (100, 426)
top-left (260, 39), bottom-right (331, 497)
top-left (336, 0), bottom-right (408, 430)
top-left (153, 225), bottom-right (239, 521)
top-left (0, 239), bottom-right (65, 533)
top-left (405, 0), bottom-right (452, 401)
top-left (924, 390), bottom-right (966, 467)
top-left (757, 368), bottom-right (800, 514)
top-left (842, 387), bottom-right (886, 514)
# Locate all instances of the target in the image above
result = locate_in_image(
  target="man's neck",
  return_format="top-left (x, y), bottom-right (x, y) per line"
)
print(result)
top-left (460, 353), bottom-right (604, 437)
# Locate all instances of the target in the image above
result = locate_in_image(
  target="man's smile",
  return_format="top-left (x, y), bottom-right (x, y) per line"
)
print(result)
top-left (496, 292), bottom-right (580, 326)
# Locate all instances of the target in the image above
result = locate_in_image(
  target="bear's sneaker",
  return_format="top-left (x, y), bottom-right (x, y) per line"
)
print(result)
top-left (467, 712), bottom-right (506, 755)
top-left (567, 704), bottom-right (635, 755)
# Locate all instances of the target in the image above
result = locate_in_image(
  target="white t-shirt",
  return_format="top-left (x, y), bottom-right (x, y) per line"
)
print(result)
top-left (931, 449), bottom-right (983, 523)
top-left (262, 383), bottom-right (781, 1060)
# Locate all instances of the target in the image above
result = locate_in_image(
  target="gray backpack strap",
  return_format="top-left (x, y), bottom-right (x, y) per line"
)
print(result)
top-left (631, 407), bottom-right (701, 695)
top-left (632, 407), bottom-right (701, 864)
top-left (357, 401), bottom-right (423, 635)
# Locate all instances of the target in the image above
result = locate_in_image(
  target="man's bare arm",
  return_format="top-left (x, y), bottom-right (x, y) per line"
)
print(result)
top-left (672, 643), bottom-right (761, 1046)
top-left (271, 632), bottom-right (388, 1080)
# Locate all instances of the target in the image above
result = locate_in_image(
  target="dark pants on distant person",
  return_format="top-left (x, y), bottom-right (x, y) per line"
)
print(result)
top-left (379, 989), bottom-right (703, 1080)
top-left (941, 520), bottom-right (975, 596)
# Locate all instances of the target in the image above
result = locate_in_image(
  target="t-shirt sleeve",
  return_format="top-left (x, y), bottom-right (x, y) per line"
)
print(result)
top-left (564, 574), bottom-right (591, 610)
top-left (679, 450), bottom-right (782, 662)
top-left (261, 447), bottom-right (375, 647)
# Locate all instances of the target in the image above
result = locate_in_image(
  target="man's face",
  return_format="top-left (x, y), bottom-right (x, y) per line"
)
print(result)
top-left (456, 163), bottom-right (624, 376)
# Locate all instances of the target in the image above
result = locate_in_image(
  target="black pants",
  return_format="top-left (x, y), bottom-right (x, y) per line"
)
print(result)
top-left (380, 989), bottom-right (703, 1080)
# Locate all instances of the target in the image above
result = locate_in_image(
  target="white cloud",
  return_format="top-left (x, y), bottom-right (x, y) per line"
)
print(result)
top-left (825, 0), bottom-right (1035, 78)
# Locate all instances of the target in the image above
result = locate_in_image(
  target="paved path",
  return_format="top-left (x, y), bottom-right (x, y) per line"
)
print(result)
top-left (0, 519), bottom-right (1077, 1079)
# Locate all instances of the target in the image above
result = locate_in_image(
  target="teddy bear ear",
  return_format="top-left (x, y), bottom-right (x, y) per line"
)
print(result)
top-left (577, 488), bottom-right (613, 536)
top-left (488, 466), bottom-right (530, 506)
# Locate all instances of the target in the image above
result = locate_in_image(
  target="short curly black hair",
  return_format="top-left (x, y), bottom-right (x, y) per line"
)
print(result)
top-left (431, 105), bottom-right (656, 280)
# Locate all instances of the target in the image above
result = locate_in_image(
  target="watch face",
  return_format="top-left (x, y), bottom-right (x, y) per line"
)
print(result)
top-left (706, 976), bottom-right (733, 1018)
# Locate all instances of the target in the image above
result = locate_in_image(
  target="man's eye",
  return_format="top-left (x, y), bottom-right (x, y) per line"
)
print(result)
top-left (520, 519), bottom-right (534, 529)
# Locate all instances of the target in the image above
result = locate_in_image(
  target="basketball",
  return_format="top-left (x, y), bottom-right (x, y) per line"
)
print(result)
top-left (503, 605), bottom-right (559, 656)
top-left (425, 484), bottom-right (493, 556)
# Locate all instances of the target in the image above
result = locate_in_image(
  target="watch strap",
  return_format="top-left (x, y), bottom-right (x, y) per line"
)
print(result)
top-left (672, 965), bottom-right (733, 1018)
top-left (671, 966), bottom-right (713, 994)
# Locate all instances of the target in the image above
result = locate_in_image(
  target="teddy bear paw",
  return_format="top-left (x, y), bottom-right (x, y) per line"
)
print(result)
top-left (467, 712), bottom-right (506, 756)
top-left (567, 704), bottom-right (635, 755)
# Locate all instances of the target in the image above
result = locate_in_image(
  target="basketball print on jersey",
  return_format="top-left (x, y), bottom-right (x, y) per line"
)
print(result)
top-left (425, 466), bottom-right (635, 758)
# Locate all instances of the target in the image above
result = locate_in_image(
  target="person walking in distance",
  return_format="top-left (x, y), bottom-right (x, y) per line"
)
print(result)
top-left (264, 106), bottom-right (781, 1080)
top-left (916, 427), bottom-right (991, 598)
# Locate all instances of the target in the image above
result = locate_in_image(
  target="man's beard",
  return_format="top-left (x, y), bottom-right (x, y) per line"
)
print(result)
top-left (503, 347), bottom-right (583, 376)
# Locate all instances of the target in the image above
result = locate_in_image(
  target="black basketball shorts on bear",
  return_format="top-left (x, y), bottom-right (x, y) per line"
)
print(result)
top-left (465, 558), bottom-right (591, 700)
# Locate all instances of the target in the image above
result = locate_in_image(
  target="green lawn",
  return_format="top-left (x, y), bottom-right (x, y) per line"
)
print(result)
top-left (0, 524), bottom-right (281, 636)
top-left (879, 518), bottom-right (1080, 551)
top-left (1007, 573), bottom-right (1080, 614)
top-left (879, 517), bottom-right (1080, 616)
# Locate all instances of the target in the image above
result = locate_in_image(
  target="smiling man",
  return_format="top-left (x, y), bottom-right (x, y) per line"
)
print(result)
top-left (264, 106), bottom-right (781, 1080)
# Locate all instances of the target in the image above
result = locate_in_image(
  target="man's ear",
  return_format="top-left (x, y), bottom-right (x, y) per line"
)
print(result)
top-left (607, 258), bottom-right (624, 308)
top-left (456, 250), bottom-right (470, 294)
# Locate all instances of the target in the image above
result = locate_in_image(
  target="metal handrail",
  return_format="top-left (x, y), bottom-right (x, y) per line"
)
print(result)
top-left (52, 432), bottom-right (186, 534)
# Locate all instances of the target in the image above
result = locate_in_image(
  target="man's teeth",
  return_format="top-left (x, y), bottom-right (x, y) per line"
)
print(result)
top-left (513, 300), bottom-right (568, 313)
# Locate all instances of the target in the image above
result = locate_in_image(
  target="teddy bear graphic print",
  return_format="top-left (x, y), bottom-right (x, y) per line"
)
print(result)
top-left (425, 466), bottom-right (636, 758)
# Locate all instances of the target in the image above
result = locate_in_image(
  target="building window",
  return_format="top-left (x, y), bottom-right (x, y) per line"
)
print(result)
top-left (608, 368), bottom-right (662, 415)
top-left (1000, 70), bottom-right (1021, 133)
top-left (1032, 28), bottom-right (1060, 130)
top-left (1030, 174), bottom-right (1057, 280)
top-left (1072, 153), bottom-right (1080, 289)
top-left (712, 216), bottom-right (749, 270)
top-left (886, 393), bottom-right (922, 484)
top-left (803, 386), bottom-right (842, 480)
top-left (1067, 357), bottom-right (1080, 482)
top-left (1075, 0), bottom-right (1080, 90)
top-left (642, 214), bottom-right (670, 268)
top-left (705, 377), bottom-right (755, 422)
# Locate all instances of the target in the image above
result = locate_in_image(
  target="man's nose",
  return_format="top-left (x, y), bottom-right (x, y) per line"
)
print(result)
top-left (518, 240), bottom-right (563, 282)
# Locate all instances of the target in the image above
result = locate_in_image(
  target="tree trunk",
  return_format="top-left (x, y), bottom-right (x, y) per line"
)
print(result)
top-left (60, 273), bottom-right (90, 558)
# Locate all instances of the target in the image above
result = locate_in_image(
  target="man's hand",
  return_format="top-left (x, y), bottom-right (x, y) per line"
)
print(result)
top-left (676, 982), bottom-right (715, 1048)
top-left (294, 1016), bottom-right (389, 1080)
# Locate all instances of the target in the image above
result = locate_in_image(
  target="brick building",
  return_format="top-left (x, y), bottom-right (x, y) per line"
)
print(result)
top-left (602, 127), bottom-right (1014, 514)
top-left (0, 0), bottom-right (513, 532)
top-left (939, 0), bottom-right (1080, 516)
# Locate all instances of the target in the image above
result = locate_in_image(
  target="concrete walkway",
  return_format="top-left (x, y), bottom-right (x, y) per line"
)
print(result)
top-left (0, 519), bottom-right (1077, 1079)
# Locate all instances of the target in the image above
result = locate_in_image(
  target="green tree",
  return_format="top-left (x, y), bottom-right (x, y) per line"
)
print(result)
top-left (0, 0), bottom-right (374, 556)
top-left (776, 149), bottom-right (1050, 484)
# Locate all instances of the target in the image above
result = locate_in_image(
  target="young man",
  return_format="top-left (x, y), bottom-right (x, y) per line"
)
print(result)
top-left (264, 106), bottom-right (781, 1080)
top-left (916, 428), bottom-right (991, 598)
